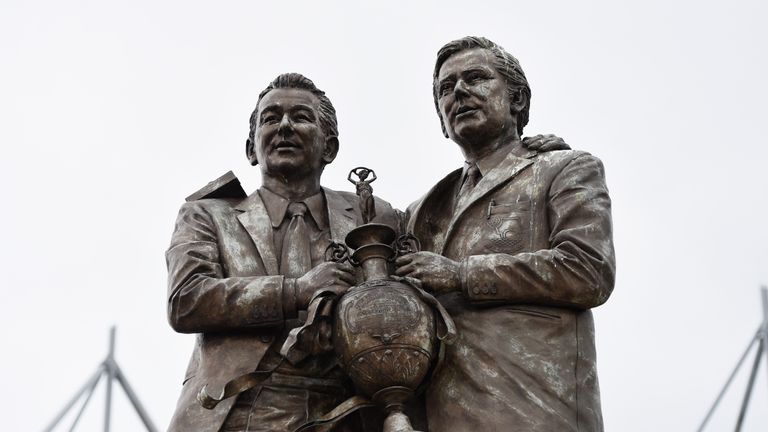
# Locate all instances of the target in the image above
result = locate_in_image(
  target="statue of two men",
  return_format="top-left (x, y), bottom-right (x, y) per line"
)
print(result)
top-left (166, 36), bottom-right (615, 432)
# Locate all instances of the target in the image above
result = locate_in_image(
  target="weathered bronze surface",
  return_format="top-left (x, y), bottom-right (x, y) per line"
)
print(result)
top-left (348, 167), bottom-right (378, 224)
top-left (395, 36), bottom-right (615, 431)
top-left (166, 73), bottom-right (401, 431)
top-left (166, 37), bottom-right (612, 432)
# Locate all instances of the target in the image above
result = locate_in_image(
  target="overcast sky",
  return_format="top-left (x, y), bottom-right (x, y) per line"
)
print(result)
top-left (2, 1), bottom-right (767, 430)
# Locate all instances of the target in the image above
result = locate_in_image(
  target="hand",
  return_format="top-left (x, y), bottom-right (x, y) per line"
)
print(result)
top-left (295, 262), bottom-right (356, 309)
top-left (522, 134), bottom-right (571, 152)
top-left (394, 252), bottom-right (461, 295)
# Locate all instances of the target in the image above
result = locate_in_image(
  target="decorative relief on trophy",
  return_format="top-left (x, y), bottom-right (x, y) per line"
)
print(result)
top-left (307, 167), bottom-right (455, 432)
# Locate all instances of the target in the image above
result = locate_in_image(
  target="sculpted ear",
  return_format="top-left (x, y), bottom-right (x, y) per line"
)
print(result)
top-left (510, 87), bottom-right (527, 114)
top-left (322, 136), bottom-right (339, 165)
top-left (246, 138), bottom-right (258, 166)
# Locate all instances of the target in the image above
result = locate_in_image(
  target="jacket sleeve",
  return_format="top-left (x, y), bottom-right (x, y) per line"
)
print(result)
top-left (166, 201), bottom-right (290, 334)
top-left (461, 153), bottom-right (615, 309)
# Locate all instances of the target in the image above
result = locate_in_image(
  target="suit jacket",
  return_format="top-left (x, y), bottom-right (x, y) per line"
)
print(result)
top-left (406, 144), bottom-right (615, 432)
top-left (166, 184), bottom-right (399, 432)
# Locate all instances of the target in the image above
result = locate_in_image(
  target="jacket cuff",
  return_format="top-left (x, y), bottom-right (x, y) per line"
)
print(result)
top-left (282, 277), bottom-right (298, 319)
top-left (461, 255), bottom-right (500, 302)
top-left (242, 276), bottom-right (284, 326)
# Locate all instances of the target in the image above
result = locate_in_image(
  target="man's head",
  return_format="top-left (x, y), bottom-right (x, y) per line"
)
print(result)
top-left (246, 73), bottom-right (339, 178)
top-left (433, 37), bottom-right (531, 145)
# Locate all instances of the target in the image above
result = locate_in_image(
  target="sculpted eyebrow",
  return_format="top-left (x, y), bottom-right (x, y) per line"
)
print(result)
top-left (463, 67), bottom-right (493, 76)
top-left (290, 105), bottom-right (315, 114)
top-left (259, 105), bottom-right (280, 117)
top-left (438, 76), bottom-right (455, 88)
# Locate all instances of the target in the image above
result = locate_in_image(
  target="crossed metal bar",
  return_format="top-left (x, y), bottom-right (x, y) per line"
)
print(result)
top-left (697, 287), bottom-right (768, 432)
top-left (42, 327), bottom-right (158, 432)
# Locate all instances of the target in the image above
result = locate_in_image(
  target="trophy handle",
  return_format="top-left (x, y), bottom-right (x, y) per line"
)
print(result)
top-left (325, 241), bottom-right (360, 266)
top-left (392, 233), bottom-right (421, 259)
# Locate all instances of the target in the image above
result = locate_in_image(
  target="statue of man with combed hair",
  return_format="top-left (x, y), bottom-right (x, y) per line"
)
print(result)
top-left (396, 36), bottom-right (615, 431)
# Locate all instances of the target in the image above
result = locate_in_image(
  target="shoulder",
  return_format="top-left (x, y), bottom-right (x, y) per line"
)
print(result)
top-left (177, 171), bottom-right (248, 216)
top-left (532, 149), bottom-right (591, 163)
top-left (184, 171), bottom-right (247, 202)
top-left (532, 149), bottom-right (606, 174)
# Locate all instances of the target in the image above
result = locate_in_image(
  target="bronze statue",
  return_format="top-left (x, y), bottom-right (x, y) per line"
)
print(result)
top-left (395, 36), bottom-right (616, 431)
top-left (166, 41), bottom-right (598, 431)
top-left (348, 167), bottom-right (377, 224)
top-left (165, 73), bottom-right (401, 432)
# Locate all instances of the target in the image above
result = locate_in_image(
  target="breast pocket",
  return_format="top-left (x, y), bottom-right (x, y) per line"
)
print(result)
top-left (483, 199), bottom-right (532, 254)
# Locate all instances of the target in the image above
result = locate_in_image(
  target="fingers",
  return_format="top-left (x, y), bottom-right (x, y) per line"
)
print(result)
top-left (394, 254), bottom-right (414, 267)
top-left (522, 134), bottom-right (544, 149)
top-left (394, 263), bottom-right (416, 277)
top-left (336, 269), bottom-right (357, 286)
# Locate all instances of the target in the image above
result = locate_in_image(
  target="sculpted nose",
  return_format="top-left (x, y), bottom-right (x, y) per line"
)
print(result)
top-left (278, 114), bottom-right (293, 135)
top-left (454, 79), bottom-right (471, 98)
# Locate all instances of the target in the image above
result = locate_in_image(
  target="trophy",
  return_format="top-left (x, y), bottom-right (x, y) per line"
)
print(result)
top-left (321, 168), bottom-right (455, 432)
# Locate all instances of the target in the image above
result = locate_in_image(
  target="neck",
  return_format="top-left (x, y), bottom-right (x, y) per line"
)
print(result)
top-left (460, 131), bottom-right (521, 163)
top-left (261, 172), bottom-right (322, 201)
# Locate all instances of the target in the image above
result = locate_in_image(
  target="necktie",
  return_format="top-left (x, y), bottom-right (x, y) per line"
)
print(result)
top-left (456, 162), bottom-right (480, 210)
top-left (280, 202), bottom-right (312, 278)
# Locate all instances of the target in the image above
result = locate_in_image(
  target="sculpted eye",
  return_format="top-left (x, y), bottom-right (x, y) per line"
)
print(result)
top-left (439, 82), bottom-right (454, 97)
top-left (467, 71), bottom-right (489, 83)
top-left (294, 112), bottom-right (314, 123)
top-left (261, 114), bottom-right (279, 125)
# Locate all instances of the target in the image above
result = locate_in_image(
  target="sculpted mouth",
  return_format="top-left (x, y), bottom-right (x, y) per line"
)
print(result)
top-left (455, 105), bottom-right (477, 117)
top-left (274, 140), bottom-right (299, 150)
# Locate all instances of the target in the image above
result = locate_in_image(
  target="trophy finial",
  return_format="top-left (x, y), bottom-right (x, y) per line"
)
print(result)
top-left (348, 167), bottom-right (378, 224)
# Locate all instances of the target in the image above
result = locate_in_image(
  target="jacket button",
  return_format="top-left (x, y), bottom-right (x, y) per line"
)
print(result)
top-left (260, 335), bottom-right (273, 343)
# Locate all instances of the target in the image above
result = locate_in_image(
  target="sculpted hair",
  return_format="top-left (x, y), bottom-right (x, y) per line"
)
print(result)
top-left (248, 73), bottom-right (339, 146)
top-left (433, 36), bottom-right (531, 136)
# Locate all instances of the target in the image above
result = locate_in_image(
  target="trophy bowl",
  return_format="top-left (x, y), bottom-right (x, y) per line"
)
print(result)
top-left (333, 223), bottom-right (436, 431)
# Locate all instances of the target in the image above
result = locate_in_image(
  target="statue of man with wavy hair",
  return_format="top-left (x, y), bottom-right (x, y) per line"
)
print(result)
top-left (396, 36), bottom-right (615, 431)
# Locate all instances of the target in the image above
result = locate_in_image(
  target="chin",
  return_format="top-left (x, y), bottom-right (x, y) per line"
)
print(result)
top-left (451, 122), bottom-right (486, 143)
top-left (265, 159), bottom-right (303, 174)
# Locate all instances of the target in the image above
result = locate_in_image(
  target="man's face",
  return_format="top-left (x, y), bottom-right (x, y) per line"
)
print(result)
top-left (251, 88), bottom-right (334, 178)
top-left (436, 48), bottom-right (514, 150)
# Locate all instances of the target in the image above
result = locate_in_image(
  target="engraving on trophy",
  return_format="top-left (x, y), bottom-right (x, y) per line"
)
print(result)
top-left (344, 287), bottom-right (420, 334)
top-left (348, 344), bottom-right (432, 391)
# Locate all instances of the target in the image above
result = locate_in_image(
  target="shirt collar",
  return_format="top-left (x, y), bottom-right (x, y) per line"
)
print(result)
top-left (475, 141), bottom-right (517, 177)
top-left (257, 187), bottom-right (328, 229)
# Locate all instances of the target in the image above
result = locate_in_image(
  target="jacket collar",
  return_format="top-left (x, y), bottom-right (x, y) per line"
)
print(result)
top-left (233, 187), bottom-right (357, 276)
top-left (234, 191), bottom-right (279, 275)
top-left (442, 146), bottom-right (535, 251)
top-left (322, 187), bottom-right (357, 243)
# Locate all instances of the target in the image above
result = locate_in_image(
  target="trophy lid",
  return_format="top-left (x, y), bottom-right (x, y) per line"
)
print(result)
top-left (345, 223), bottom-right (396, 249)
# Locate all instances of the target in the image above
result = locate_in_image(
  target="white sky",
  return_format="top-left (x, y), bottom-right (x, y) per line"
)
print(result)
top-left (2, 1), bottom-right (767, 430)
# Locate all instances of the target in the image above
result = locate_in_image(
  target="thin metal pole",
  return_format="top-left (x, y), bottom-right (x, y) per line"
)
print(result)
top-left (67, 368), bottom-right (103, 432)
top-left (761, 287), bottom-right (768, 392)
top-left (42, 365), bottom-right (104, 432)
top-left (114, 363), bottom-right (159, 432)
top-left (734, 339), bottom-right (764, 432)
top-left (104, 326), bottom-right (116, 432)
top-left (697, 328), bottom-right (761, 432)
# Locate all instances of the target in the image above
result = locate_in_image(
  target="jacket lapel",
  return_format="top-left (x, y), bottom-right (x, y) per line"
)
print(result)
top-left (441, 150), bottom-right (534, 253)
top-left (323, 188), bottom-right (358, 242)
top-left (235, 191), bottom-right (279, 276)
top-left (406, 169), bottom-right (462, 235)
